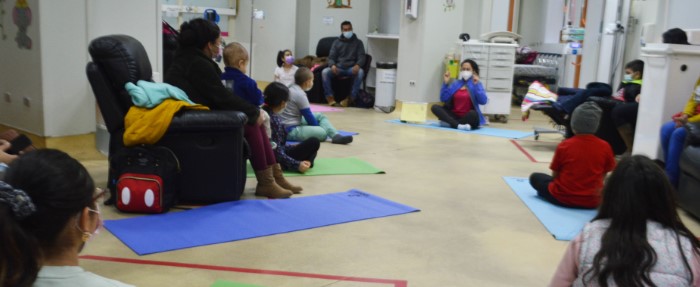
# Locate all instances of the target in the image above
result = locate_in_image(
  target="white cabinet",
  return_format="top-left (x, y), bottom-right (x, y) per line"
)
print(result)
top-left (367, 34), bottom-right (399, 88)
top-left (458, 41), bottom-right (517, 116)
top-left (634, 44), bottom-right (700, 159)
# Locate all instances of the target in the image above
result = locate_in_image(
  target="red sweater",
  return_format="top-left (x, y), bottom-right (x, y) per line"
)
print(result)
top-left (549, 134), bottom-right (616, 208)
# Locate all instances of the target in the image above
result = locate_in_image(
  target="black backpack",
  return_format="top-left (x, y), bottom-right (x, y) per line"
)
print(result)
top-left (109, 145), bottom-right (181, 213)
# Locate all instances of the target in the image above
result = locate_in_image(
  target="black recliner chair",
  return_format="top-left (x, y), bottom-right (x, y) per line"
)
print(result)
top-left (312, 36), bottom-right (372, 104)
top-left (86, 35), bottom-right (249, 204)
top-left (679, 122), bottom-right (700, 218)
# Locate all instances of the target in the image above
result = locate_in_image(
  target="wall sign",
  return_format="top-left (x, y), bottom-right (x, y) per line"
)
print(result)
top-left (327, 0), bottom-right (352, 9)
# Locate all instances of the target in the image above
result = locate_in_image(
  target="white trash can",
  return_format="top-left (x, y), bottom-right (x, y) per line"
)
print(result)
top-left (374, 62), bottom-right (397, 113)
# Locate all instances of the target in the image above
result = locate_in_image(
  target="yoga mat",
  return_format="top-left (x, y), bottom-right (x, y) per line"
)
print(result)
top-left (104, 190), bottom-right (419, 255)
top-left (503, 177), bottom-right (596, 241)
top-left (386, 119), bottom-right (533, 139)
top-left (211, 280), bottom-right (266, 287)
top-left (246, 157), bottom-right (385, 177)
top-left (310, 104), bottom-right (343, 112)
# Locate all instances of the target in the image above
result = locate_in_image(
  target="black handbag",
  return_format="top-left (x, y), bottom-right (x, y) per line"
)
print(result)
top-left (109, 145), bottom-right (181, 213)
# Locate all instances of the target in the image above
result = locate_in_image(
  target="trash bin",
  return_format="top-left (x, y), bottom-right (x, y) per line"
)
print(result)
top-left (374, 62), bottom-right (397, 113)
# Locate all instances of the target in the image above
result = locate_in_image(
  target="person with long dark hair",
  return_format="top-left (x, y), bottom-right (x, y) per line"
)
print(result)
top-left (262, 82), bottom-right (320, 174)
top-left (0, 149), bottom-right (132, 287)
top-left (431, 59), bottom-right (488, 130)
top-left (549, 155), bottom-right (700, 286)
top-left (165, 18), bottom-right (300, 198)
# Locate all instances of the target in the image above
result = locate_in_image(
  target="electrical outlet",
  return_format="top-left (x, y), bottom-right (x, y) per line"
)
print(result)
top-left (23, 96), bottom-right (30, 107)
top-left (3, 92), bottom-right (10, 103)
top-left (409, 80), bottom-right (416, 87)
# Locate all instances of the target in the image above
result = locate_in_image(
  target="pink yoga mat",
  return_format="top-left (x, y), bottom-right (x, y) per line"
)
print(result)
top-left (310, 104), bottom-right (343, 112)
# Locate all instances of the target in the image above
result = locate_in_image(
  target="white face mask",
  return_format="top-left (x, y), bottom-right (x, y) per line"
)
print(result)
top-left (460, 71), bottom-right (473, 81)
top-left (343, 31), bottom-right (354, 39)
top-left (623, 74), bottom-right (633, 82)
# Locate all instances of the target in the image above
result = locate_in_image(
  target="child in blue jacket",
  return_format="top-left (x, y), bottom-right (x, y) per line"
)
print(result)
top-left (431, 59), bottom-right (488, 130)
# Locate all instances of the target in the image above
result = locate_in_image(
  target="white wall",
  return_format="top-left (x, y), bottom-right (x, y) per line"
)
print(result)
top-left (87, 0), bottom-right (161, 76)
top-left (517, 0), bottom-right (545, 47)
top-left (396, 0), bottom-right (465, 103)
top-left (295, 0), bottom-right (312, 58)
top-left (463, 0), bottom-right (482, 38)
top-left (231, 0), bottom-right (297, 82)
top-left (0, 0), bottom-right (43, 134)
top-left (41, 0), bottom-right (92, 137)
top-left (666, 0), bottom-right (700, 31)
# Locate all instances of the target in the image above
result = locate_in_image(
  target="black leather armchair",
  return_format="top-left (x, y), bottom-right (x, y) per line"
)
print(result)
top-left (86, 35), bottom-right (248, 204)
top-left (679, 122), bottom-right (700, 218)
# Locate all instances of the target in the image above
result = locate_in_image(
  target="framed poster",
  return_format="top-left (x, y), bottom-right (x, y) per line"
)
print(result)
top-left (405, 0), bottom-right (418, 19)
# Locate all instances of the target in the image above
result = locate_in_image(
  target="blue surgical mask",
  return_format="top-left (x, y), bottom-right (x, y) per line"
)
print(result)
top-left (343, 31), bottom-right (354, 39)
top-left (623, 74), bottom-right (633, 82)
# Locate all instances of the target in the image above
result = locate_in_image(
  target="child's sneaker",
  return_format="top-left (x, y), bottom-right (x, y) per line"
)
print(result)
top-left (457, 124), bottom-right (471, 131)
top-left (331, 134), bottom-right (353, 144)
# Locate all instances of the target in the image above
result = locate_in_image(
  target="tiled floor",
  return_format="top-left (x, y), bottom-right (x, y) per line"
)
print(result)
top-left (72, 105), bottom-right (700, 286)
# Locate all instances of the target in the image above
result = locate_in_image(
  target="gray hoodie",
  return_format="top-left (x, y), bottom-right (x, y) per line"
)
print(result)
top-left (327, 34), bottom-right (366, 69)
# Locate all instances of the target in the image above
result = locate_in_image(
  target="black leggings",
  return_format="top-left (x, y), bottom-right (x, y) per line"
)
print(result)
top-left (287, 137), bottom-right (320, 168)
top-left (431, 105), bottom-right (479, 129)
top-left (529, 173), bottom-right (594, 209)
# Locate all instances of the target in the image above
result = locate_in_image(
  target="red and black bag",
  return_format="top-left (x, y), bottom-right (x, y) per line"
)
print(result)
top-left (111, 145), bottom-right (180, 213)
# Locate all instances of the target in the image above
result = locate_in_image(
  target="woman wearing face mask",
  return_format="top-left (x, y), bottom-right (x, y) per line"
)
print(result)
top-left (0, 149), bottom-right (133, 287)
top-left (432, 59), bottom-right (488, 130)
top-left (279, 67), bottom-right (353, 144)
top-left (274, 49), bottom-right (299, 87)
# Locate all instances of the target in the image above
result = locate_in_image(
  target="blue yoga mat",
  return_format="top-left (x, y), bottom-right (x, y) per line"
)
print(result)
top-left (286, 130), bottom-right (358, 145)
top-left (503, 177), bottom-right (596, 241)
top-left (386, 119), bottom-right (533, 139)
top-left (104, 190), bottom-right (419, 255)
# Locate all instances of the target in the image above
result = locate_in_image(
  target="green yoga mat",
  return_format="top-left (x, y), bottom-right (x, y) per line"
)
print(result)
top-left (246, 157), bottom-right (385, 177)
top-left (211, 280), bottom-right (265, 287)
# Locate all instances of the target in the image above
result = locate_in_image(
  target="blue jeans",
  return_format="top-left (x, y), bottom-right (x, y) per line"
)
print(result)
top-left (321, 66), bottom-right (364, 100)
top-left (660, 121), bottom-right (688, 186)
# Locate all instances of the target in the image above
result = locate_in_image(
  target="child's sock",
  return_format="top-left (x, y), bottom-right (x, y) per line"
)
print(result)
top-left (457, 124), bottom-right (471, 131)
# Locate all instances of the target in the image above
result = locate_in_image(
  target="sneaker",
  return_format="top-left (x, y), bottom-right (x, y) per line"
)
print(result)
top-left (457, 124), bottom-right (471, 131)
top-left (340, 98), bottom-right (349, 107)
top-left (331, 134), bottom-right (353, 144)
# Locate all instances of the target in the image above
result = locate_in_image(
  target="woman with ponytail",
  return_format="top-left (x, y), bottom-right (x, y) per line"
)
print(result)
top-left (549, 155), bottom-right (700, 287)
top-left (0, 149), bottom-right (132, 287)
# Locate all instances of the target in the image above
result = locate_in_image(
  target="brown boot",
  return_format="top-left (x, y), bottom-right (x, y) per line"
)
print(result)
top-left (617, 124), bottom-right (635, 154)
top-left (272, 164), bottom-right (302, 194)
top-left (254, 166), bottom-right (293, 198)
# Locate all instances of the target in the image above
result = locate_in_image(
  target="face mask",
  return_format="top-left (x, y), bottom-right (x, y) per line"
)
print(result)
top-left (460, 71), bottom-right (473, 81)
top-left (75, 206), bottom-right (102, 242)
top-left (343, 31), bottom-right (354, 39)
top-left (212, 43), bottom-right (223, 63)
top-left (284, 55), bottom-right (295, 65)
top-left (623, 74), bottom-right (633, 82)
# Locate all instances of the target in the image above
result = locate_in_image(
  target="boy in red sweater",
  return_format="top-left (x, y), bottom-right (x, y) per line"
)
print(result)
top-left (529, 102), bottom-right (616, 208)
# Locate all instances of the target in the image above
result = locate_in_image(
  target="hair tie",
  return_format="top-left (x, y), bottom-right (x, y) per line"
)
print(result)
top-left (0, 181), bottom-right (36, 219)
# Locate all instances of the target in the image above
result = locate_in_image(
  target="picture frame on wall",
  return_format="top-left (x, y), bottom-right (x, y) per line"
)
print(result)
top-left (405, 0), bottom-right (418, 19)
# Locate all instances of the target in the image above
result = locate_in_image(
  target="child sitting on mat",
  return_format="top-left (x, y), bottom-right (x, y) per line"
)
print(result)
top-left (549, 155), bottom-right (700, 286)
top-left (279, 67), bottom-right (353, 144)
top-left (529, 102), bottom-right (615, 209)
top-left (262, 82), bottom-right (320, 174)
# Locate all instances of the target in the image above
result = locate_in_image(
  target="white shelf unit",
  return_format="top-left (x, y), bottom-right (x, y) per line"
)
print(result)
top-left (366, 34), bottom-right (399, 88)
top-left (458, 40), bottom-right (517, 116)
